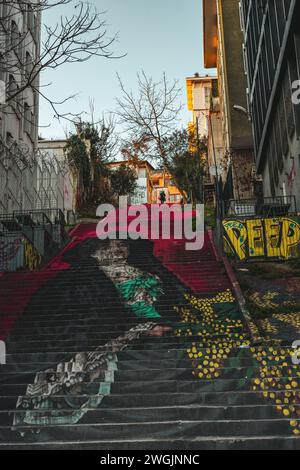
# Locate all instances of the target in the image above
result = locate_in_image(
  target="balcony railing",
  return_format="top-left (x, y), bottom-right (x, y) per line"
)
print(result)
top-left (222, 196), bottom-right (298, 219)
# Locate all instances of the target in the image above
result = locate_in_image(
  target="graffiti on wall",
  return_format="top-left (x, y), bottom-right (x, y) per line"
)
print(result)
top-left (23, 239), bottom-right (42, 271)
top-left (0, 238), bottom-right (23, 271)
top-left (223, 217), bottom-right (300, 260)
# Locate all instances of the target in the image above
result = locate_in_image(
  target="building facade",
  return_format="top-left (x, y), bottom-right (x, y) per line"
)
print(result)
top-left (203, 0), bottom-right (255, 201)
top-left (186, 74), bottom-right (218, 138)
top-left (240, 0), bottom-right (300, 210)
top-left (186, 74), bottom-right (224, 201)
top-left (38, 139), bottom-right (78, 218)
top-left (150, 170), bottom-right (183, 204)
top-left (0, 1), bottom-right (41, 213)
top-left (107, 160), bottom-right (155, 205)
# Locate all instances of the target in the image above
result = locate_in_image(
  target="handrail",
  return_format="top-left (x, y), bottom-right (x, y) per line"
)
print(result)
top-left (222, 196), bottom-right (298, 219)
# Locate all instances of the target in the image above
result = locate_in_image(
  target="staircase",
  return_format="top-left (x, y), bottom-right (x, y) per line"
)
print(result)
top-left (0, 223), bottom-right (300, 450)
top-left (0, 210), bottom-right (69, 274)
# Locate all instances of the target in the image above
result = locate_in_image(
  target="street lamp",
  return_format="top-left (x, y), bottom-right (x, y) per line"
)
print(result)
top-left (233, 104), bottom-right (252, 121)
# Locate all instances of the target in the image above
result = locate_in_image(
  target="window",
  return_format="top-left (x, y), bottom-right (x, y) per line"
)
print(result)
top-left (265, 17), bottom-right (276, 85)
top-left (24, 102), bottom-right (32, 135)
top-left (278, 85), bottom-right (290, 158)
top-left (27, 5), bottom-right (37, 40)
top-left (25, 51), bottom-right (32, 78)
top-left (267, 144), bottom-right (276, 197)
top-left (6, 132), bottom-right (14, 146)
top-left (268, 0), bottom-right (280, 62)
top-left (287, 49), bottom-right (298, 138)
top-left (270, 127), bottom-right (279, 187)
top-left (0, 53), bottom-right (5, 82)
top-left (8, 74), bottom-right (17, 100)
top-left (138, 168), bottom-right (146, 178)
top-left (275, 0), bottom-right (286, 41)
top-left (274, 106), bottom-right (284, 172)
top-left (10, 21), bottom-right (19, 50)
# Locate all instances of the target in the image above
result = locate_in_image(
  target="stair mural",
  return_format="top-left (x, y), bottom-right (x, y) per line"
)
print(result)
top-left (0, 220), bottom-right (300, 449)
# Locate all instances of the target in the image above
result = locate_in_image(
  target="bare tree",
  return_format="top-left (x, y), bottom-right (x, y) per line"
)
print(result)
top-left (115, 71), bottom-right (183, 168)
top-left (0, 0), bottom-right (122, 124)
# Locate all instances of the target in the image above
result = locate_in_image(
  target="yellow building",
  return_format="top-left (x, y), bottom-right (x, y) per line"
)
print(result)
top-left (107, 161), bottom-right (183, 204)
top-left (149, 170), bottom-right (183, 204)
top-left (186, 74), bottom-right (217, 139)
top-left (186, 73), bottom-right (225, 200)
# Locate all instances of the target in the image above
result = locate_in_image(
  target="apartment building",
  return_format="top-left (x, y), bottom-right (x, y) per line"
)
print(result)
top-left (240, 0), bottom-right (300, 209)
top-left (107, 160), bottom-right (155, 205)
top-left (0, 1), bottom-right (41, 213)
top-left (186, 74), bottom-right (218, 138)
top-left (203, 0), bottom-right (255, 200)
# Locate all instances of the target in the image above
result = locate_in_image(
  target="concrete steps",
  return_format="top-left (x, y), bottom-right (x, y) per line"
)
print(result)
top-left (0, 225), bottom-right (299, 449)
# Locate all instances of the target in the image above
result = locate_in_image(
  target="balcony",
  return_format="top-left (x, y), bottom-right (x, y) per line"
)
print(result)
top-left (222, 196), bottom-right (298, 219)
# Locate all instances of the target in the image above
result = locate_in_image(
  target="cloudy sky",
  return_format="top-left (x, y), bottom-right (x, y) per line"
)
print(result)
top-left (39, 0), bottom-right (208, 139)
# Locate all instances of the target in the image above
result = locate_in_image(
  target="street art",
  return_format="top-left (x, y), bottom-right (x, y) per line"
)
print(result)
top-left (223, 217), bottom-right (300, 260)
top-left (23, 238), bottom-right (42, 271)
top-left (93, 240), bottom-right (163, 319)
top-left (10, 237), bottom-right (173, 434)
top-left (292, 341), bottom-right (300, 365)
top-left (174, 289), bottom-right (300, 437)
top-left (250, 344), bottom-right (300, 436)
top-left (2, 222), bottom-right (300, 443)
top-left (0, 237), bottom-right (22, 271)
top-left (13, 323), bottom-right (159, 428)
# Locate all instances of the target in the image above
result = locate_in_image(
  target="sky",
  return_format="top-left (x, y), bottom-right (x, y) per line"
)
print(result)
top-left (39, 0), bottom-right (208, 140)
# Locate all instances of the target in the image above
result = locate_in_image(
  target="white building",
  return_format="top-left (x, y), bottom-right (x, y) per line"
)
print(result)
top-left (38, 139), bottom-right (78, 218)
top-left (0, 1), bottom-right (41, 213)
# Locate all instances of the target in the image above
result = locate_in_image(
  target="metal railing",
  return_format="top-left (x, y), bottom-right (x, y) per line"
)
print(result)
top-left (222, 196), bottom-right (298, 219)
top-left (40, 208), bottom-right (66, 226)
top-left (13, 210), bottom-right (53, 239)
top-left (0, 214), bottom-right (22, 234)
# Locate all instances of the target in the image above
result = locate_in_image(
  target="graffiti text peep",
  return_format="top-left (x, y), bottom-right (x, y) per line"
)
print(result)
top-left (223, 217), bottom-right (300, 260)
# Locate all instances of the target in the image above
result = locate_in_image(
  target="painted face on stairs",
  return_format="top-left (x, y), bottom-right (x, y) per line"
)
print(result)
top-left (92, 240), bottom-right (129, 265)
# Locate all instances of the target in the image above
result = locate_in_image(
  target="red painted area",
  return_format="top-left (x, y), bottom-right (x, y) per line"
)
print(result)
top-left (153, 235), bottom-right (230, 294)
top-left (0, 212), bottom-right (230, 340)
top-left (0, 224), bottom-right (98, 340)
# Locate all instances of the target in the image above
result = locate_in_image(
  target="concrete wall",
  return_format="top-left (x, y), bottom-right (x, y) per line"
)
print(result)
top-left (216, 0), bottom-right (255, 199)
top-left (38, 140), bottom-right (78, 215)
